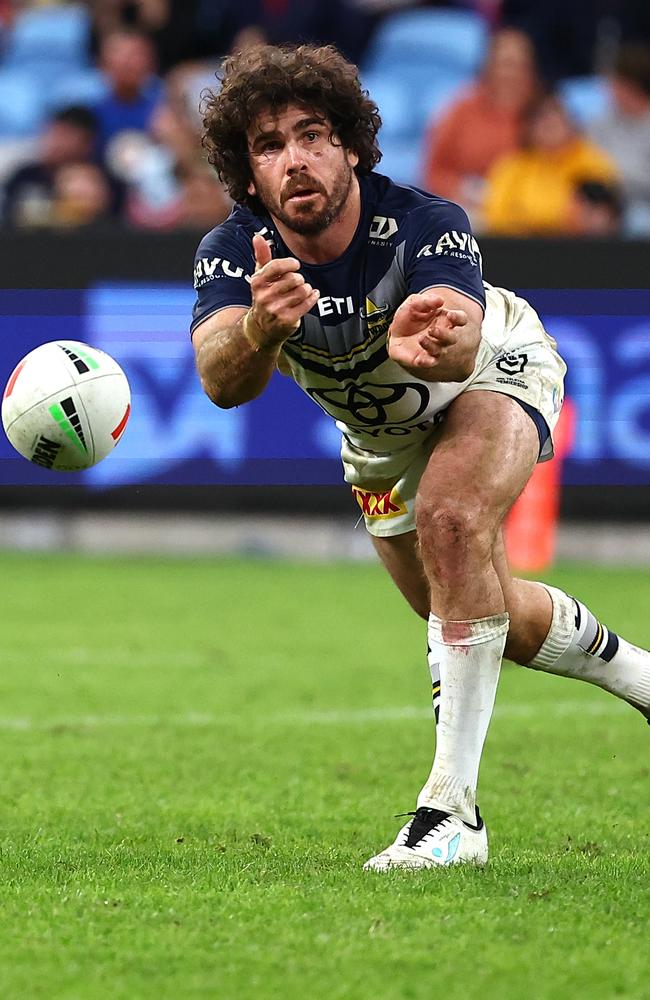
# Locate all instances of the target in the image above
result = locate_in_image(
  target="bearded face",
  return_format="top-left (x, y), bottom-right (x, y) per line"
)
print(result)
top-left (247, 104), bottom-right (359, 236)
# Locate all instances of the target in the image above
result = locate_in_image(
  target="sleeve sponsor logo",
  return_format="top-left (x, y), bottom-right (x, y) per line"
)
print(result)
top-left (193, 257), bottom-right (253, 289)
top-left (352, 484), bottom-right (408, 519)
top-left (417, 231), bottom-right (482, 271)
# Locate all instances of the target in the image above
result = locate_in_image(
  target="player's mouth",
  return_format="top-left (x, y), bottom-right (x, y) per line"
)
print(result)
top-left (286, 189), bottom-right (320, 202)
top-left (282, 181), bottom-right (324, 205)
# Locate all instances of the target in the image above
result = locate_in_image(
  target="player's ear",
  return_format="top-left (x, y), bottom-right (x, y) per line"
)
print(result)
top-left (247, 180), bottom-right (257, 197)
top-left (347, 149), bottom-right (359, 169)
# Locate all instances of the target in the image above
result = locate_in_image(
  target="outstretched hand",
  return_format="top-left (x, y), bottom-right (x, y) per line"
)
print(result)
top-left (387, 292), bottom-right (477, 381)
top-left (245, 235), bottom-right (319, 349)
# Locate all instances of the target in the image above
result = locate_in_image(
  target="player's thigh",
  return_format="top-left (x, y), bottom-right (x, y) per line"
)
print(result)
top-left (416, 390), bottom-right (541, 538)
top-left (372, 530), bottom-right (430, 620)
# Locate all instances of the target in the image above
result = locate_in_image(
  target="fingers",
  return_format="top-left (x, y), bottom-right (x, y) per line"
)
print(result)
top-left (389, 341), bottom-right (439, 369)
top-left (253, 256), bottom-right (301, 283)
top-left (252, 235), bottom-right (301, 282)
top-left (390, 293), bottom-right (444, 338)
top-left (252, 233), bottom-right (273, 270)
top-left (416, 292), bottom-right (446, 311)
top-left (252, 286), bottom-right (319, 336)
top-left (250, 250), bottom-right (319, 340)
top-left (417, 333), bottom-right (445, 355)
top-left (420, 325), bottom-right (455, 348)
top-left (283, 287), bottom-right (320, 316)
top-left (263, 271), bottom-right (308, 297)
top-left (444, 308), bottom-right (468, 325)
top-left (253, 269), bottom-right (318, 307)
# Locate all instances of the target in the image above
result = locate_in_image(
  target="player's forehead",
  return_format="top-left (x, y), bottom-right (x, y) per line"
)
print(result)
top-left (247, 102), bottom-right (330, 140)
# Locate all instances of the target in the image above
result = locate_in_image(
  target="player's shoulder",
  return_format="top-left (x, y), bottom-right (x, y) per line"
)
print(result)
top-left (366, 172), bottom-right (473, 235)
top-left (193, 202), bottom-right (272, 290)
top-left (194, 201), bottom-right (270, 259)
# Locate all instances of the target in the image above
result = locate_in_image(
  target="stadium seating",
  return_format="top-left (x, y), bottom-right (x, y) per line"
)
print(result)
top-left (3, 4), bottom-right (91, 71)
top-left (376, 138), bottom-right (423, 187)
top-left (559, 76), bottom-right (612, 126)
top-left (43, 69), bottom-right (110, 114)
top-left (361, 72), bottom-right (416, 140)
top-left (362, 8), bottom-right (486, 185)
top-left (363, 8), bottom-right (488, 78)
top-left (0, 3), bottom-right (93, 132)
top-left (0, 69), bottom-right (46, 137)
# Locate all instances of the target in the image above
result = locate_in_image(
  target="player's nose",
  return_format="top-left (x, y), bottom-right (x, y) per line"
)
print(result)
top-left (284, 140), bottom-right (307, 173)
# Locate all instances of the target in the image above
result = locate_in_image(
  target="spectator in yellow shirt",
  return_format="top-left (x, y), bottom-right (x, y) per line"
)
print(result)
top-left (483, 95), bottom-right (618, 235)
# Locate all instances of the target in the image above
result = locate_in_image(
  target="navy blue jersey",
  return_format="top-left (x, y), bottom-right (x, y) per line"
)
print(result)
top-left (191, 172), bottom-right (487, 453)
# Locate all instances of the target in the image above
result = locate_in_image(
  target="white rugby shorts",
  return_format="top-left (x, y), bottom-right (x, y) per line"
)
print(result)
top-left (345, 286), bottom-right (567, 537)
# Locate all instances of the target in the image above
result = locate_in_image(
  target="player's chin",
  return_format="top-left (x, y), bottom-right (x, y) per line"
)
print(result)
top-left (287, 200), bottom-right (322, 222)
top-left (285, 208), bottom-right (330, 236)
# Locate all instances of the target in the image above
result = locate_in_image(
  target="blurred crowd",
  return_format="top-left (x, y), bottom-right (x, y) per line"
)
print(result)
top-left (1, 0), bottom-right (650, 237)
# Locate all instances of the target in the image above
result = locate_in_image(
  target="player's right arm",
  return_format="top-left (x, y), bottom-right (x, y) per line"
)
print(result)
top-left (193, 234), bottom-right (319, 409)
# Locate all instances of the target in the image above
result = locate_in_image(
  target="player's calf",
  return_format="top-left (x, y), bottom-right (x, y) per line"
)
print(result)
top-left (524, 585), bottom-right (650, 723)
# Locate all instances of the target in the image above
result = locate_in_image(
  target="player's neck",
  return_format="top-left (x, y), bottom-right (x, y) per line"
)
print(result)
top-left (273, 178), bottom-right (361, 265)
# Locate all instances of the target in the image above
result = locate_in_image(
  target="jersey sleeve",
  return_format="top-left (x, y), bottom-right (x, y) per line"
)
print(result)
top-left (190, 223), bottom-right (255, 336)
top-left (403, 201), bottom-right (486, 311)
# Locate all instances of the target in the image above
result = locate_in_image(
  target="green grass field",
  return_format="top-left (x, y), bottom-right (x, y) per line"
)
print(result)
top-left (0, 551), bottom-right (648, 999)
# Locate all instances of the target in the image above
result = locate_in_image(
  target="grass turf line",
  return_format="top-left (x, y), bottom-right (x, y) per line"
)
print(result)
top-left (0, 553), bottom-right (647, 999)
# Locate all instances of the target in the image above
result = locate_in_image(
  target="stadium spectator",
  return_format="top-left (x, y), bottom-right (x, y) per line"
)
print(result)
top-left (1, 106), bottom-right (123, 227)
top-left (483, 93), bottom-right (617, 235)
top-left (590, 43), bottom-right (650, 235)
top-left (95, 28), bottom-right (164, 152)
top-left (568, 180), bottom-right (624, 237)
top-left (108, 68), bottom-right (230, 229)
top-left (421, 28), bottom-right (540, 224)
top-left (615, 0), bottom-right (650, 48)
top-left (91, 0), bottom-right (207, 73)
top-left (0, 0), bottom-right (11, 29)
top-left (195, 0), bottom-right (372, 64)
top-left (50, 162), bottom-right (115, 227)
top-left (172, 162), bottom-right (232, 229)
top-left (499, 0), bottom-right (598, 82)
top-left (123, 132), bottom-right (230, 229)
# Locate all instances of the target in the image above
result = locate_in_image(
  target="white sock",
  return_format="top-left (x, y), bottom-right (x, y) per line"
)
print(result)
top-left (528, 586), bottom-right (650, 712)
top-left (418, 612), bottom-right (510, 823)
top-left (427, 640), bottom-right (441, 723)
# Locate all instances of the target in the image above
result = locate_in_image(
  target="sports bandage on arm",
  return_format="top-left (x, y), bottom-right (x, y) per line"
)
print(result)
top-left (241, 311), bottom-right (281, 354)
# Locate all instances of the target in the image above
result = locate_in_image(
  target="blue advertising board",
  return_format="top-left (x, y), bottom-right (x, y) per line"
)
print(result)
top-left (1, 285), bottom-right (650, 487)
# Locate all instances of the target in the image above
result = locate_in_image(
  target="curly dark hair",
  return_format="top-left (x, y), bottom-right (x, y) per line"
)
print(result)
top-left (202, 44), bottom-right (382, 209)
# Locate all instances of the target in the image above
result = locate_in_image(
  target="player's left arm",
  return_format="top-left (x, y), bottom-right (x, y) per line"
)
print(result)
top-left (395, 201), bottom-right (486, 381)
top-left (388, 287), bottom-right (483, 383)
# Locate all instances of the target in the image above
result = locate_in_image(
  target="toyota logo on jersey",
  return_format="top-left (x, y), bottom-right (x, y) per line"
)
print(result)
top-left (307, 381), bottom-right (430, 426)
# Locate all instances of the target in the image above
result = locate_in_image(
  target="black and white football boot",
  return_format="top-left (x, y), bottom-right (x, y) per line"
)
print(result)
top-left (363, 806), bottom-right (488, 871)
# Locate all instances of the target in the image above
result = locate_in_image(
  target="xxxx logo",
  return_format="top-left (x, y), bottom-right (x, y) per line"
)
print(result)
top-left (352, 485), bottom-right (407, 519)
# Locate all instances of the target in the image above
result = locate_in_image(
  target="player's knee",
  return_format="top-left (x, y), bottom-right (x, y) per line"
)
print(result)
top-left (416, 496), bottom-right (493, 577)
